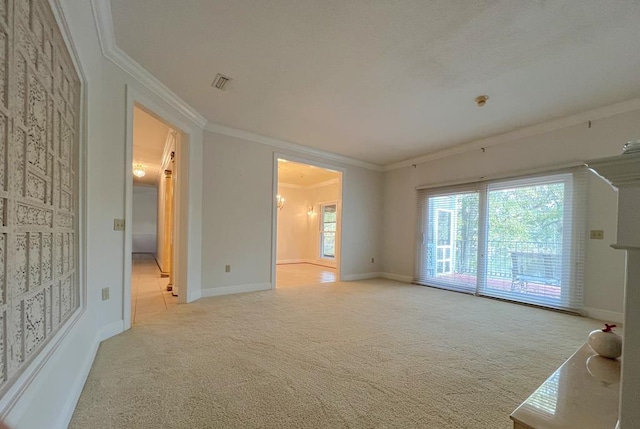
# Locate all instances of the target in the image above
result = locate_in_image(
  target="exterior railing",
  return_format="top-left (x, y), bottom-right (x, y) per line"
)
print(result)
top-left (427, 240), bottom-right (562, 281)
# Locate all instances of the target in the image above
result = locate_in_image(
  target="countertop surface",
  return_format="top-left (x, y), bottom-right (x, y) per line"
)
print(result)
top-left (510, 343), bottom-right (619, 429)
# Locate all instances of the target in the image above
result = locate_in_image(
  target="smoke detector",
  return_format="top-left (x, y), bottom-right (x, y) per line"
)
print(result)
top-left (475, 95), bottom-right (489, 107)
top-left (212, 73), bottom-right (231, 90)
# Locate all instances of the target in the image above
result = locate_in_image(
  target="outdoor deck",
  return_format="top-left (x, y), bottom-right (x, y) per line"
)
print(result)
top-left (439, 273), bottom-right (562, 300)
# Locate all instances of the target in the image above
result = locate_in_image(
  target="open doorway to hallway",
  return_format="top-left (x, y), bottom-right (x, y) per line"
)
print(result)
top-left (131, 106), bottom-right (178, 323)
top-left (275, 159), bottom-right (342, 288)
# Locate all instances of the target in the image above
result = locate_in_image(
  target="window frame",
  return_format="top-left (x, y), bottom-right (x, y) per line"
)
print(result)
top-left (415, 168), bottom-right (586, 313)
top-left (319, 202), bottom-right (338, 259)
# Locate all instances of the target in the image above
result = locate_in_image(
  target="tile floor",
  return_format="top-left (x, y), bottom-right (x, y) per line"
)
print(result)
top-left (131, 254), bottom-right (178, 324)
top-left (276, 263), bottom-right (337, 288)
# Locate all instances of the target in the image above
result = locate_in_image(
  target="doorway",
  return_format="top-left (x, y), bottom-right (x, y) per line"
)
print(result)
top-left (274, 158), bottom-right (343, 288)
top-left (130, 105), bottom-right (179, 324)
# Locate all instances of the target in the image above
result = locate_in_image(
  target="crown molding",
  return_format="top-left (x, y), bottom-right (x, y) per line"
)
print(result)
top-left (205, 122), bottom-right (385, 172)
top-left (90, 0), bottom-right (207, 128)
top-left (385, 98), bottom-right (640, 171)
top-left (587, 152), bottom-right (640, 188)
top-left (89, 0), bottom-right (640, 175)
top-left (279, 178), bottom-right (339, 189)
top-left (308, 178), bottom-right (339, 189)
top-left (278, 182), bottom-right (304, 189)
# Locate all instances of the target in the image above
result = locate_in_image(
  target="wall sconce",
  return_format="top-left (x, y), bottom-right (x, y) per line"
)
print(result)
top-left (133, 163), bottom-right (146, 178)
top-left (307, 206), bottom-right (314, 216)
top-left (276, 194), bottom-right (285, 209)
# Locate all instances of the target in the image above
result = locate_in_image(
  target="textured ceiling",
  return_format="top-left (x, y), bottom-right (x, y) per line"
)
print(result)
top-left (133, 106), bottom-right (172, 186)
top-left (278, 160), bottom-right (339, 187)
top-left (112, 0), bottom-right (640, 166)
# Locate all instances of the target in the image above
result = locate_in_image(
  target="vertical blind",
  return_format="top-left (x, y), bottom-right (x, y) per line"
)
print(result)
top-left (415, 168), bottom-right (587, 312)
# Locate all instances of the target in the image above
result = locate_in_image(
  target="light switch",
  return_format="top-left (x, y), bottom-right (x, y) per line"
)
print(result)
top-left (590, 230), bottom-right (604, 240)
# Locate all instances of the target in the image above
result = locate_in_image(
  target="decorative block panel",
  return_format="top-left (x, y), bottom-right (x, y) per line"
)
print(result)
top-left (0, 0), bottom-right (79, 393)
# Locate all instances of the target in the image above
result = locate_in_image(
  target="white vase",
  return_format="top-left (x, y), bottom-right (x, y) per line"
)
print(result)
top-left (588, 325), bottom-right (622, 359)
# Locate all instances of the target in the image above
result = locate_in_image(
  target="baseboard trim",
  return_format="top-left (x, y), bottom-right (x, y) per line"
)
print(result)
top-left (380, 272), bottom-right (414, 283)
top-left (99, 320), bottom-right (124, 342)
top-left (54, 335), bottom-right (100, 429)
top-left (277, 259), bottom-right (337, 269)
top-left (200, 283), bottom-right (272, 298)
top-left (342, 272), bottom-right (382, 281)
top-left (583, 307), bottom-right (624, 323)
top-left (0, 308), bottom-right (85, 424)
top-left (277, 259), bottom-right (306, 264)
top-left (188, 289), bottom-right (202, 302)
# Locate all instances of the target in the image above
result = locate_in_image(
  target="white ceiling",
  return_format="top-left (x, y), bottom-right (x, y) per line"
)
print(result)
top-left (111, 0), bottom-right (640, 166)
top-left (278, 159), bottom-right (339, 187)
top-left (133, 106), bottom-right (172, 186)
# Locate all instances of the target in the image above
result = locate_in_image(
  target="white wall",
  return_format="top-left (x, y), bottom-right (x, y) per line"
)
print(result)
top-left (4, 1), bottom-right (204, 427)
top-left (277, 181), bottom-right (340, 267)
top-left (383, 109), bottom-right (640, 320)
top-left (7, 2), bottom-right (634, 427)
top-left (201, 132), bottom-right (383, 292)
top-left (132, 185), bottom-right (158, 253)
top-left (305, 181), bottom-right (340, 267)
top-left (276, 186), bottom-right (309, 262)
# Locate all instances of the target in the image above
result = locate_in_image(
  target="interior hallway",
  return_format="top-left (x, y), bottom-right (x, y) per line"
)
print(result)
top-left (276, 263), bottom-right (337, 288)
top-left (132, 254), bottom-right (178, 323)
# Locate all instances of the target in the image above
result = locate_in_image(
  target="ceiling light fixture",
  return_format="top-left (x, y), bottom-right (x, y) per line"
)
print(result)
top-left (475, 95), bottom-right (489, 107)
top-left (133, 164), bottom-right (146, 178)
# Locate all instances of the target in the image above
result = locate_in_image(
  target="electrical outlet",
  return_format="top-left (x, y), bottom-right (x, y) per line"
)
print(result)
top-left (113, 219), bottom-right (125, 231)
top-left (371, 258), bottom-right (375, 263)
top-left (225, 265), bottom-right (231, 273)
top-left (590, 230), bottom-right (604, 240)
top-left (101, 287), bottom-right (110, 301)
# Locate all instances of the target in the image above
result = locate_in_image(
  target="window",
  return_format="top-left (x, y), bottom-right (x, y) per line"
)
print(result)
top-left (416, 169), bottom-right (586, 312)
top-left (320, 203), bottom-right (337, 258)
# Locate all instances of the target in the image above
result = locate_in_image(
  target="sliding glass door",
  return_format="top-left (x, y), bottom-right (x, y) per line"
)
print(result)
top-left (416, 189), bottom-right (479, 293)
top-left (416, 170), bottom-right (585, 312)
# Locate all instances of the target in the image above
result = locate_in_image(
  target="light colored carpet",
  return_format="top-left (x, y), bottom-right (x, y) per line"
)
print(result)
top-left (69, 279), bottom-right (602, 429)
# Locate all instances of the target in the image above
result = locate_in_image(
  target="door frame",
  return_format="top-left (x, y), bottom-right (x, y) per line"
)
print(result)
top-left (271, 153), bottom-right (345, 288)
top-left (124, 85), bottom-right (199, 330)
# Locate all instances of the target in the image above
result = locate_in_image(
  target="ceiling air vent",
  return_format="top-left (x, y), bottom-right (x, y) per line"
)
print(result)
top-left (212, 73), bottom-right (231, 90)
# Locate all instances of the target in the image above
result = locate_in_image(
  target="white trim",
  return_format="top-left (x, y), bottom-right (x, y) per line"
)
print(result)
top-left (319, 201), bottom-right (339, 260)
top-left (99, 320), bottom-right (125, 342)
top-left (0, 307), bottom-right (84, 418)
top-left (91, 1), bottom-right (640, 176)
top-left (277, 259), bottom-right (307, 264)
top-left (278, 183), bottom-right (305, 189)
top-left (200, 283), bottom-right (272, 298)
top-left (272, 154), bottom-right (346, 288)
top-left (51, 336), bottom-right (99, 429)
top-left (0, 0), bottom-right (91, 421)
top-left (308, 178), bottom-right (339, 189)
top-left (342, 272), bottom-right (383, 281)
top-left (380, 272), bottom-right (414, 283)
top-left (276, 259), bottom-right (337, 269)
top-left (207, 123), bottom-right (383, 171)
top-left (90, 0), bottom-right (207, 128)
top-left (386, 98), bottom-right (640, 171)
top-left (188, 289), bottom-right (202, 302)
top-left (279, 178), bottom-right (340, 190)
top-left (583, 307), bottom-right (624, 324)
top-left (91, 0), bottom-right (382, 172)
top-left (124, 86), bottom-right (200, 328)
top-left (47, 319), bottom-right (124, 429)
top-left (416, 162), bottom-right (585, 191)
